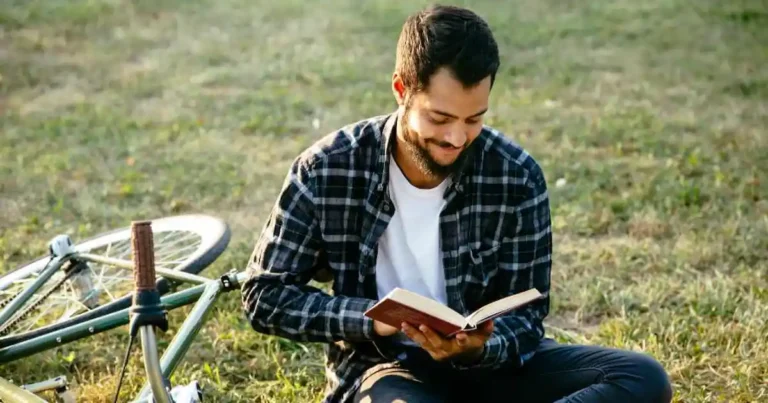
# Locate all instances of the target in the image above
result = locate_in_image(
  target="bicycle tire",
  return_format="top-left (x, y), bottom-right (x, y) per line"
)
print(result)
top-left (0, 214), bottom-right (230, 347)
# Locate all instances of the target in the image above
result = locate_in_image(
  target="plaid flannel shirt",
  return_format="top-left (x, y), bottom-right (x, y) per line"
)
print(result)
top-left (241, 111), bottom-right (552, 403)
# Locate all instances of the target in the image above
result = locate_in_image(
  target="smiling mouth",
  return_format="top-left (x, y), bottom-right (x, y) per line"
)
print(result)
top-left (436, 144), bottom-right (462, 153)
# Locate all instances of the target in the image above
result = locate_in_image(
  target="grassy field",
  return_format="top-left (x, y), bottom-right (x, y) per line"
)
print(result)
top-left (1, 0), bottom-right (767, 401)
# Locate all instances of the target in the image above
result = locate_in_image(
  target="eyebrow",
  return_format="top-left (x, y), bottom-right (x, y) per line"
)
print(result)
top-left (429, 108), bottom-right (488, 119)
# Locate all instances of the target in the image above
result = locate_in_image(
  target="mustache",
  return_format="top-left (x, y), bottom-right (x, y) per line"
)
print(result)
top-left (426, 138), bottom-right (465, 149)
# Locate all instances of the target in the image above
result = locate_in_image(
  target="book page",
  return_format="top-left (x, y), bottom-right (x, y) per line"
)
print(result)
top-left (465, 288), bottom-right (542, 327)
top-left (387, 288), bottom-right (467, 328)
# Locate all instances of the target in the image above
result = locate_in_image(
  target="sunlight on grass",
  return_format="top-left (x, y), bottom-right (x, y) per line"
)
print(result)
top-left (1, 0), bottom-right (766, 401)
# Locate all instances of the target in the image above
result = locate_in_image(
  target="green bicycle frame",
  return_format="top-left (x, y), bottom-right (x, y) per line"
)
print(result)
top-left (0, 256), bottom-right (67, 328)
top-left (0, 251), bottom-right (211, 333)
top-left (0, 280), bottom-right (208, 364)
top-left (0, 251), bottom-right (244, 365)
top-left (0, 247), bottom-right (247, 402)
top-left (0, 271), bottom-right (247, 401)
top-left (0, 250), bottom-right (211, 348)
top-left (133, 272), bottom-right (244, 401)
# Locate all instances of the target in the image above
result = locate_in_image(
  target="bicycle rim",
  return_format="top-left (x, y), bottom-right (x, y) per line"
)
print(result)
top-left (0, 214), bottom-right (229, 344)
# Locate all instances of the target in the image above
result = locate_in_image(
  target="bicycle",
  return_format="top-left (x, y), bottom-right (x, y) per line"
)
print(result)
top-left (0, 215), bottom-right (238, 402)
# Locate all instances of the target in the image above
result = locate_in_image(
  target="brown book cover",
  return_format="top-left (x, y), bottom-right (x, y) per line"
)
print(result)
top-left (365, 287), bottom-right (543, 337)
top-left (365, 298), bottom-right (464, 336)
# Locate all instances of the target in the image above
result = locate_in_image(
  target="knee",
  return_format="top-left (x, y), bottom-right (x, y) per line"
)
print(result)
top-left (627, 352), bottom-right (673, 403)
top-left (355, 368), bottom-right (444, 403)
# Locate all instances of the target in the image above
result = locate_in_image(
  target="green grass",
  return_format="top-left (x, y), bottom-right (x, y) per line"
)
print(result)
top-left (1, 0), bottom-right (767, 401)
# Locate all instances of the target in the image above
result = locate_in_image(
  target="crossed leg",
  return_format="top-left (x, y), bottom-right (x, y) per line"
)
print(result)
top-left (353, 338), bottom-right (672, 403)
top-left (474, 338), bottom-right (673, 403)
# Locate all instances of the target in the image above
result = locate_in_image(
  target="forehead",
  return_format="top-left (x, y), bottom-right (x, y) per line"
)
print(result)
top-left (414, 67), bottom-right (491, 116)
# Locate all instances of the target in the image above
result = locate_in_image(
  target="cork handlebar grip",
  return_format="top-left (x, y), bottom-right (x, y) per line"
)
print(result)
top-left (131, 221), bottom-right (156, 291)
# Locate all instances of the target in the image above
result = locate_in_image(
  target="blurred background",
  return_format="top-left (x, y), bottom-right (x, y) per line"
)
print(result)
top-left (1, 0), bottom-right (766, 401)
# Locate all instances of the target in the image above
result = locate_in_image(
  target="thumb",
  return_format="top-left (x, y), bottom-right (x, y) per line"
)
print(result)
top-left (456, 333), bottom-right (468, 346)
top-left (480, 320), bottom-right (494, 335)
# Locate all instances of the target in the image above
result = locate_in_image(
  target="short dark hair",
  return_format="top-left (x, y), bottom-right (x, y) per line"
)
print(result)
top-left (395, 5), bottom-right (500, 94)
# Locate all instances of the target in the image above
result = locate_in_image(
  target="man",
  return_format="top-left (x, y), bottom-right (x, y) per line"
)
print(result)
top-left (242, 5), bottom-right (673, 403)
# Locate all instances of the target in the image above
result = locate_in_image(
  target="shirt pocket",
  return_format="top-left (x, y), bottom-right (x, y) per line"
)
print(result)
top-left (463, 243), bottom-right (502, 310)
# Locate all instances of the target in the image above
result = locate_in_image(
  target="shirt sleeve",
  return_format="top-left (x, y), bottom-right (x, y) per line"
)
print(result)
top-left (240, 156), bottom-right (377, 343)
top-left (452, 163), bottom-right (552, 370)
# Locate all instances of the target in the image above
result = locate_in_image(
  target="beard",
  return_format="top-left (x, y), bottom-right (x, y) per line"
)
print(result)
top-left (398, 108), bottom-right (470, 180)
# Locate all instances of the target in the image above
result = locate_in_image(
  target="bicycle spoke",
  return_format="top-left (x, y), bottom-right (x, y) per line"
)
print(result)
top-left (21, 305), bottom-right (52, 332)
top-left (0, 223), bottom-right (219, 337)
top-left (153, 232), bottom-right (198, 258)
top-left (98, 245), bottom-right (111, 287)
top-left (60, 303), bottom-right (82, 322)
top-left (154, 242), bottom-right (201, 266)
top-left (100, 279), bottom-right (117, 302)
top-left (155, 260), bottom-right (191, 265)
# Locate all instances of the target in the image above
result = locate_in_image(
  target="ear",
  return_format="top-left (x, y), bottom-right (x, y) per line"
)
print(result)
top-left (392, 73), bottom-right (406, 106)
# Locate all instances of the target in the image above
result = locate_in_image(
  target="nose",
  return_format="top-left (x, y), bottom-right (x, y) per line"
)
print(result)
top-left (443, 128), bottom-right (467, 148)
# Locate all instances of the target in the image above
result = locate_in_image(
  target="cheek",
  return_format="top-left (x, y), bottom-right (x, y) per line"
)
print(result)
top-left (406, 114), bottom-right (436, 141)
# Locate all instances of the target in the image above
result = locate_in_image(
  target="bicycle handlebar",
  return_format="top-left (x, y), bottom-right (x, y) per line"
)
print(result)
top-left (131, 221), bottom-right (157, 292)
top-left (128, 220), bottom-right (173, 403)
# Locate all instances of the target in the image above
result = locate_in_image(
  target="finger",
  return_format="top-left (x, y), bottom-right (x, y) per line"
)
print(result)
top-left (477, 320), bottom-right (494, 336)
top-left (418, 325), bottom-right (447, 349)
top-left (401, 322), bottom-right (429, 347)
top-left (456, 333), bottom-right (468, 347)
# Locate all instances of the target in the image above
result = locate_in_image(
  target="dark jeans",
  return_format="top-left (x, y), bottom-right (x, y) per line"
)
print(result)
top-left (353, 338), bottom-right (672, 403)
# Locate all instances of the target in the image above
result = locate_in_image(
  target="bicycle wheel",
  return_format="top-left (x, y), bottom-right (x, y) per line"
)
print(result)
top-left (0, 214), bottom-right (230, 347)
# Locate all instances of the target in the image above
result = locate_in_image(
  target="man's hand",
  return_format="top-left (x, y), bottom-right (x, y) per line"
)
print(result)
top-left (373, 320), bottom-right (400, 336)
top-left (402, 320), bottom-right (494, 363)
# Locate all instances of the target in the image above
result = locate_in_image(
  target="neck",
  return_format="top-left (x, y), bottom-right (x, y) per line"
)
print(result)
top-left (392, 113), bottom-right (447, 189)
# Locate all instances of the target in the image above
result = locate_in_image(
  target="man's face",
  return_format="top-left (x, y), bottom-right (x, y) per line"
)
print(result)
top-left (398, 67), bottom-right (491, 179)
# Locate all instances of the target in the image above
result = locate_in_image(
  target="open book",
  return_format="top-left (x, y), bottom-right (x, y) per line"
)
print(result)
top-left (364, 287), bottom-right (543, 337)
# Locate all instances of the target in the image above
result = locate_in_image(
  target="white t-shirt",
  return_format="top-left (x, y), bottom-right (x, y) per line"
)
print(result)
top-left (375, 159), bottom-right (450, 306)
